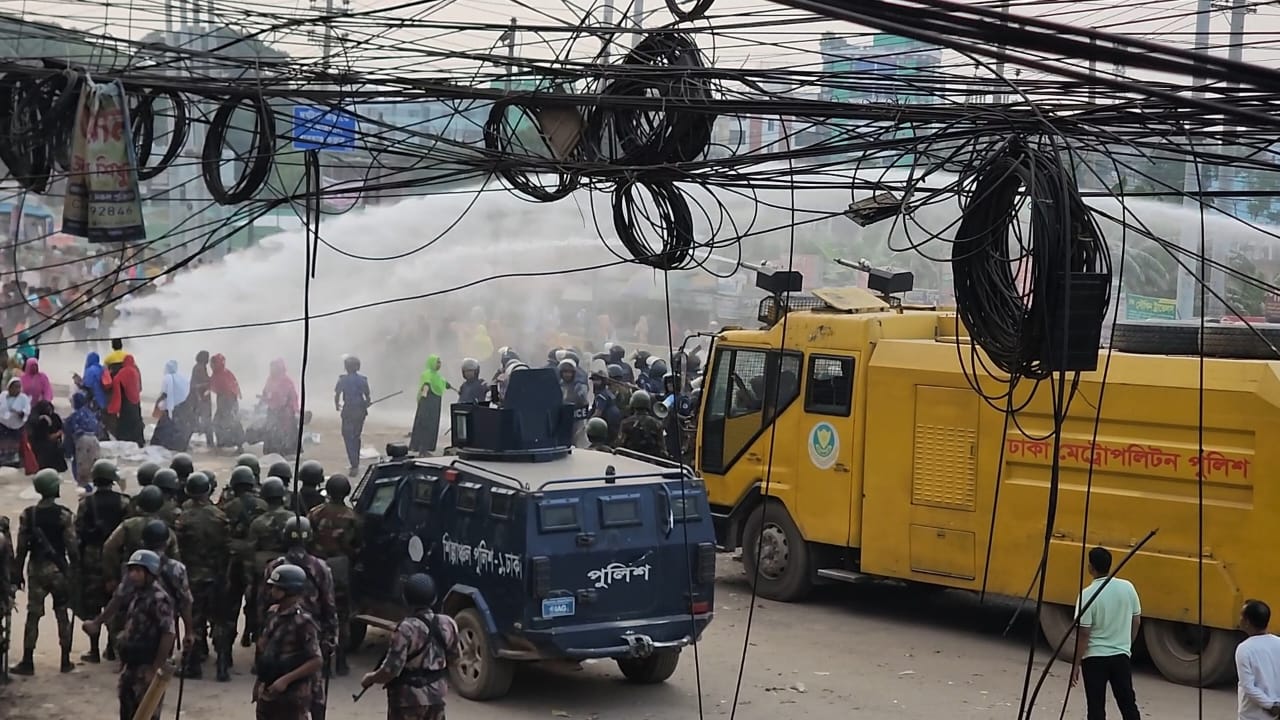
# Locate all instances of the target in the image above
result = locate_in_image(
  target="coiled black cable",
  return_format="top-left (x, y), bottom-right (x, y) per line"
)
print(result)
top-left (665, 0), bottom-right (715, 22)
top-left (483, 98), bottom-right (581, 202)
top-left (951, 139), bottom-right (1111, 380)
top-left (0, 72), bottom-right (64, 193)
top-left (611, 179), bottom-right (695, 271)
top-left (201, 93), bottom-right (275, 205)
top-left (129, 87), bottom-right (189, 181)
top-left (585, 33), bottom-right (715, 166)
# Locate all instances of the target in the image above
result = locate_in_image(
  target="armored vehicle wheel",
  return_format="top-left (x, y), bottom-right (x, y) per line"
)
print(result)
top-left (741, 502), bottom-right (813, 602)
top-left (1037, 603), bottom-right (1077, 661)
top-left (617, 650), bottom-right (681, 684)
top-left (347, 620), bottom-right (367, 652)
top-left (1143, 619), bottom-right (1238, 687)
top-left (450, 608), bottom-right (515, 700)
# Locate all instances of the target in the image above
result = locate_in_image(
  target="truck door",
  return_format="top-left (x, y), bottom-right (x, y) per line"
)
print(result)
top-left (795, 354), bottom-right (859, 548)
top-left (354, 474), bottom-right (409, 606)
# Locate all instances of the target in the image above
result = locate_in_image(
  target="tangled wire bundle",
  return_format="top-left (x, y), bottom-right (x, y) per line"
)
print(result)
top-left (483, 97), bottom-right (582, 203)
top-left (951, 139), bottom-right (1111, 381)
top-left (612, 179), bottom-right (696, 271)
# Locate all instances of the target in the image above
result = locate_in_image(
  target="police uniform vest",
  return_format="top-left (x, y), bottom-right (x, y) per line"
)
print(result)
top-left (82, 491), bottom-right (127, 546)
top-left (28, 505), bottom-right (67, 562)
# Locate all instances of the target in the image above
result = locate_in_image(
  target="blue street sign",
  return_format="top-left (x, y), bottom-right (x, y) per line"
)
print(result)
top-left (292, 106), bottom-right (357, 151)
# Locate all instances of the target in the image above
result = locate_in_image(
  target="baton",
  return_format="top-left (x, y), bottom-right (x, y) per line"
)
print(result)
top-left (367, 390), bottom-right (404, 407)
top-left (352, 684), bottom-right (372, 703)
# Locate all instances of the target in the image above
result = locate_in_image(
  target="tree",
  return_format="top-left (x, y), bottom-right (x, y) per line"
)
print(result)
top-left (1225, 247), bottom-right (1265, 317)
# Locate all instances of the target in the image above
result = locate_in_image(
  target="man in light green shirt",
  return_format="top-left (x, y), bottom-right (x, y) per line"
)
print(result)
top-left (1071, 546), bottom-right (1142, 720)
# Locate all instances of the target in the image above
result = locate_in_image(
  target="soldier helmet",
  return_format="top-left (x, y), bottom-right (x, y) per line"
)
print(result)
top-left (298, 460), bottom-right (325, 487)
top-left (267, 461), bottom-right (292, 482)
top-left (325, 474), bottom-right (351, 500)
top-left (235, 453), bottom-right (261, 479)
top-left (185, 471), bottom-right (211, 497)
top-left (141, 519), bottom-right (169, 549)
top-left (230, 466), bottom-right (257, 489)
top-left (126, 549), bottom-right (162, 576)
top-left (282, 515), bottom-right (312, 544)
top-left (169, 453), bottom-right (194, 479)
top-left (266, 563), bottom-right (307, 594)
top-left (461, 357), bottom-right (480, 374)
top-left (152, 468), bottom-right (180, 492)
top-left (135, 485), bottom-right (164, 513)
top-left (586, 417), bottom-right (610, 443)
top-left (344, 355), bottom-right (361, 373)
top-left (136, 461), bottom-right (160, 487)
top-left (402, 572), bottom-right (437, 607)
top-left (630, 389), bottom-right (653, 412)
top-left (91, 459), bottom-right (119, 486)
top-left (260, 477), bottom-right (287, 501)
top-left (32, 468), bottom-right (60, 498)
top-left (606, 363), bottom-right (627, 381)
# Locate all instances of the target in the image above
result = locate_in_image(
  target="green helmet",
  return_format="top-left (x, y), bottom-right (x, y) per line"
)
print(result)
top-left (267, 461), bottom-right (292, 482)
top-left (298, 460), bottom-right (324, 487)
top-left (152, 468), bottom-right (180, 493)
top-left (230, 466), bottom-right (256, 489)
top-left (283, 515), bottom-right (312, 545)
top-left (169, 453), bottom-right (194, 480)
top-left (135, 485), bottom-right (164, 514)
top-left (629, 389), bottom-right (653, 412)
top-left (32, 468), bottom-right (60, 498)
top-left (235, 454), bottom-right (261, 480)
top-left (185, 471), bottom-right (211, 497)
top-left (260, 478), bottom-right (286, 501)
top-left (267, 564), bottom-right (307, 594)
top-left (586, 417), bottom-right (609, 443)
top-left (91, 459), bottom-right (119, 486)
top-left (136, 462), bottom-right (160, 487)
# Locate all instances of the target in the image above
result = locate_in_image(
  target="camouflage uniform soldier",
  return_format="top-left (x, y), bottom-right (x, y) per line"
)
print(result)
top-left (175, 472), bottom-right (231, 681)
top-left (262, 516), bottom-right (337, 720)
top-left (115, 550), bottom-right (176, 720)
top-left (295, 460), bottom-right (326, 514)
top-left (267, 461), bottom-right (295, 509)
top-left (308, 474), bottom-right (362, 676)
top-left (254, 564), bottom-right (324, 720)
top-left (225, 467), bottom-right (268, 647)
top-left (126, 462), bottom-right (160, 518)
top-left (586, 417), bottom-right (614, 452)
top-left (102, 487), bottom-right (181, 576)
top-left (249, 478), bottom-right (294, 586)
top-left (75, 460), bottom-right (130, 663)
top-left (151, 469), bottom-right (184, 527)
top-left (617, 391), bottom-right (666, 457)
top-left (360, 574), bottom-right (459, 720)
top-left (0, 515), bottom-right (13, 677)
top-left (237, 453), bottom-right (263, 483)
top-left (11, 469), bottom-right (79, 675)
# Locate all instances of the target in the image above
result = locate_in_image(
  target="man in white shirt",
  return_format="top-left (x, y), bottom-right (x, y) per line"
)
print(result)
top-left (1070, 546), bottom-right (1142, 720)
top-left (1237, 599), bottom-right (1280, 720)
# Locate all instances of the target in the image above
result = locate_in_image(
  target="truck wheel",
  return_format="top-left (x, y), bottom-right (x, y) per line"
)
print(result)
top-left (1143, 619), bottom-right (1239, 687)
top-left (617, 650), bottom-right (680, 684)
top-left (346, 620), bottom-right (367, 653)
top-left (742, 502), bottom-right (813, 602)
top-left (1037, 603), bottom-right (1078, 661)
top-left (449, 608), bottom-right (515, 700)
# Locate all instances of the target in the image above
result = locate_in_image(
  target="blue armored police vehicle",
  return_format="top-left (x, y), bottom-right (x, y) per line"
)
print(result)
top-left (349, 367), bottom-right (716, 700)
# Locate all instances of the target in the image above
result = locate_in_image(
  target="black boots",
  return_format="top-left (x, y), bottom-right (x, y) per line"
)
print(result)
top-left (10, 649), bottom-right (33, 676)
top-left (239, 629), bottom-right (253, 648)
top-left (59, 649), bottom-right (73, 673)
top-left (104, 636), bottom-right (116, 662)
top-left (81, 633), bottom-right (101, 663)
top-left (177, 656), bottom-right (202, 680)
top-left (215, 653), bottom-right (231, 682)
top-left (335, 649), bottom-right (349, 677)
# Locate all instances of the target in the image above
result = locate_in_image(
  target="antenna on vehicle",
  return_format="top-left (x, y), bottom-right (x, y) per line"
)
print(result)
top-left (833, 257), bottom-right (914, 308)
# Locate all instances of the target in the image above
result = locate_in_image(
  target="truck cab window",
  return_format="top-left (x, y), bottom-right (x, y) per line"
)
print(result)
top-left (701, 348), bottom-right (801, 473)
top-left (805, 356), bottom-right (854, 416)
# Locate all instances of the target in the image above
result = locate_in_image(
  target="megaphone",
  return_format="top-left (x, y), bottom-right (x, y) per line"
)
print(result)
top-left (654, 394), bottom-right (675, 419)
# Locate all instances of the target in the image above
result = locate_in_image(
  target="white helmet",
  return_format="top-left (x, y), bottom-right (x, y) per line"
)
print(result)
top-left (558, 358), bottom-right (578, 375)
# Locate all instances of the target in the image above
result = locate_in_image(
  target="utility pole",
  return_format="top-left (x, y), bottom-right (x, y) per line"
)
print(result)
top-left (632, 0), bottom-right (645, 51)
top-left (498, 18), bottom-right (517, 89)
top-left (1176, 0), bottom-right (1214, 321)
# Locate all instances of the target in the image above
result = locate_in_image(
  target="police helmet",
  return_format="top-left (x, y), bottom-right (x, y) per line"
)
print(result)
top-left (586, 417), bottom-right (610, 443)
top-left (141, 519), bottom-right (169, 549)
top-left (267, 461), bottom-right (292, 482)
top-left (325, 474), bottom-right (351, 500)
top-left (630, 390), bottom-right (653, 412)
top-left (554, 348), bottom-right (570, 362)
top-left (152, 468), bottom-right (180, 492)
top-left (402, 573), bottom-right (437, 607)
top-left (230, 466), bottom-right (256, 489)
top-left (91, 459), bottom-right (119, 486)
top-left (135, 485), bottom-right (164, 513)
top-left (499, 347), bottom-right (519, 366)
top-left (298, 460), bottom-right (325, 487)
top-left (344, 355), bottom-right (361, 373)
top-left (260, 477), bottom-right (287, 501)
top-left (267, 564), bottom-right (307, 594)
top-left (126, 549), bottom-right (162, 576)
top-left (557, 358), bottom-right (577, 376)
top-left (633, 350), bottom-right (651, 368)
top-left (649, 359), bottom-right (669, 378)
top-left (185, 471), bottom-right (211, 497)
top-left (606, 364), bottom-right (627, 381)
top-left (461, 357), bottom-right (480, 375)
top-left (32, 468), bottom-right (60, 498)
top-left (136, 461), bottom-right (160, 487)
top-left (169, 453), bottom-right (194, 480)
top-left (235, 454), bottom-right (261, 480)
top-left (589, 358), bottom-right (608, 380)
top-left (608, 344), bottom-right (626, 362)
top-left (283, 515), bottom-right (312, 545)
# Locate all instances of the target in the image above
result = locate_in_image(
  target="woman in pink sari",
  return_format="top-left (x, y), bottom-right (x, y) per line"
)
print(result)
top-left (259, 358), bottom-right (299, 456)
top-left (20, 358), bottom-right (52, 405)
